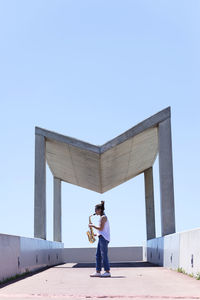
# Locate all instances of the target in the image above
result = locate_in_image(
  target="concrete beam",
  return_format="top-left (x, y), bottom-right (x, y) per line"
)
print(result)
top-left (35, 127), bottom-right (100, 154)
top-left (101, 106), bottom-right (170, 153)
top-left (53, 177), bottom-right (62, 242)
top-left (158, 117), bottom-right (176, 236)
top-left (34, 134), bottom-right (46, 239)
top-left (144, 167), bottom-right (156, 240)
top-left (35, 106), bottom-right (170, 155)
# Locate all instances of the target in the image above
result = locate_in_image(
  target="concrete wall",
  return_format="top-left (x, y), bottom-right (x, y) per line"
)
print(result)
top-left (20, 236), bottom-right (64, 273)
top-left (62, 246), bottom-right (143, 263)
top-left (0, 233), bottom-right (64, 282)
top-left (0, 232), bottom-right (143, 282)
top-left (146, 227), bottom-right (200, 276)
top-left (179, 228), bottom-right (200, 276)
top-left (0, 234), bottom-right (20, 282)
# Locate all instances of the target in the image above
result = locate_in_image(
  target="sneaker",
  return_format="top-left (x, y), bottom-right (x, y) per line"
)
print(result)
top-left (90, 272), bottom-right (101, 277)
top-left (101, 272), bottom-right (111, 277)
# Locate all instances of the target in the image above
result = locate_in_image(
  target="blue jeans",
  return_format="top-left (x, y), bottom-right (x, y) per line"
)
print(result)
top-left (96, 235), bottom-right (110, 272)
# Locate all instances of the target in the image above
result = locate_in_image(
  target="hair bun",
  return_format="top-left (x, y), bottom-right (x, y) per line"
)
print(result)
top-left (95, 201), bottom-right (105, 212)
top-left (101, 200), bottom-right (105, 210)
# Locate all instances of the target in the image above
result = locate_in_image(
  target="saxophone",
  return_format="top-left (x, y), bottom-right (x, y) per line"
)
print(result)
top-left (86, 213), bottom-right (96, 243)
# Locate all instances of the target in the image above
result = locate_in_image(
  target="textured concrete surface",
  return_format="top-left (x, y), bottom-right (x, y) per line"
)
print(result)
top-left (53, 177), bottom-right (62, 242)
top-left (45, 126), bottom-right (158, 193)
top-left (144, 167), bottom-right (156, 240)
top-left (62, 246), bottom-right (143, 263)
top-left (36, 107), bottom-right (171, 194)
top-left (158, 117), bottom-right (175, 236)
top-left (0, 233), bottom-right (64, 282)
top-left (0, 262), bottom-right (200, 300)
top-left (147, 227), bottom-right (200, 277)
top-left (179, 228), bottom-right (200, 276)
top-left (34, 134), bottom-right (46, 240)
top-left (34, 107), bottom-right (174, 243)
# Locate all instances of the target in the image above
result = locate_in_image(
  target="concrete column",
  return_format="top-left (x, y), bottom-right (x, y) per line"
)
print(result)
top-left (144, 167), bottom-right (156, 240)
top-left (34, 134), bottom-right (46, 239)
top-left (158, 117), bottom-right (176, 236)
top-left (53, 177), bottom-right (62, 242)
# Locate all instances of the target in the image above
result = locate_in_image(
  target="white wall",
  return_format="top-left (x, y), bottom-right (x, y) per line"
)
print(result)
top-left (0, 233), bottom-right (144, 282)
top-left (62, 246), bottom-right (143, 263)
top-left (0, 234), bottom-right (20, 282)
top-left (146, 227), bottom-right (200, 276)
top-left (179, 228), bottom-right (200, 276)
top-left (0, 233), bottom-right (64, 282)
top-left (2, 227), bottom-right (199, 282)
top-left (20, 236), bottom-right (64, 272)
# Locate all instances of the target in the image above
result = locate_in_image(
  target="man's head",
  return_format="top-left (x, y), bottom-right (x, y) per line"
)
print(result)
top-left (95, 200), bottom-right (105, 216)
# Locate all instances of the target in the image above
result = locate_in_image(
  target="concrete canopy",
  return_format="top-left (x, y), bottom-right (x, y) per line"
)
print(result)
top-left (35, 107), bottom-right (170, 194)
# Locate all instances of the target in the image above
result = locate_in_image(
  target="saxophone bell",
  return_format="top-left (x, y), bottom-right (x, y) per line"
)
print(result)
top-left (86, 213), bottom-right (96, 243)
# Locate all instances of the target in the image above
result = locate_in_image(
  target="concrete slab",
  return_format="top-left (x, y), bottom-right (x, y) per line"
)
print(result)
top-left (0, 262), bottom-right (200, 300)
top-left (36, 107), bottom-right (169, 193)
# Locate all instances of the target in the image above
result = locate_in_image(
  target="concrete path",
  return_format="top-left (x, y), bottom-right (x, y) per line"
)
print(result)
top-left (0, 262), bottom-right (200, 300)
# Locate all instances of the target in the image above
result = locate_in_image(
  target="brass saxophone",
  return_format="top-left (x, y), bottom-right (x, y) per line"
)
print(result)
top-left (86, 213), bottom-right (96, 243)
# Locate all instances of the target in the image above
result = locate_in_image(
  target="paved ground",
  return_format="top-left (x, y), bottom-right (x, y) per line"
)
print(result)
top-left (0, 262), bottom-right (200, 300)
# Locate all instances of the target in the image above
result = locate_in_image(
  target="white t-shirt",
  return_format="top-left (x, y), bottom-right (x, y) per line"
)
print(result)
top-left (97, 214), bottom-right (110, 242)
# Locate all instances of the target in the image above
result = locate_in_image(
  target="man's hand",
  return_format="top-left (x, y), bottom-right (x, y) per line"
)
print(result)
top-left (88, 216), bottom-right (107, 231)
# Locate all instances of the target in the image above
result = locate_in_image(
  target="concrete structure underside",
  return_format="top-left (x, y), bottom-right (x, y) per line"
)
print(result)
top-left (34, 106), bottom-right (176, 242)
top-left (44, 126), bottom-right (158, 194)
top-left (36, 108), bottom-right (170, 194)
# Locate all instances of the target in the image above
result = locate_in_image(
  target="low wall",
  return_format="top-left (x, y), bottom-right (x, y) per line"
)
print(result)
top-left (0, 233), bottom-right (64, 282)
top-left (62, 246), bottom-right (143, 263)
top-left (146, 227), bottom-right (200, 276)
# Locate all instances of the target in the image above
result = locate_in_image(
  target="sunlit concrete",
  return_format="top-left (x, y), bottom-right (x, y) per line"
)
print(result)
top-left (36, 107), bottom-right (170, 193)
top-left (34, 106), bottom-right (176, 242)
top-left (62, 246), bottom-right (143, 263)
top-left (147, 227), bottom-right (200, 277)
top-left (1, 262), bottom-right (200, 300)
top-left (144, 167), bottom-right (156, 240)
top-left (158, 117), bottom-right (176, 236)
top-left (0, 233), bottom-right (64, 282)
top-left (34, 134), bottom-right (46, 240)
top-left (53, 177), bottom-right (62, 242)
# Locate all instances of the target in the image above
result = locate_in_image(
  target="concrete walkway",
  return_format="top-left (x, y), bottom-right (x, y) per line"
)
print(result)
top-left (0, 262), bottom-right (200, 300)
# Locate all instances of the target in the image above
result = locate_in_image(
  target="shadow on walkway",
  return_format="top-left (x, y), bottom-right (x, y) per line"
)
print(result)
top-left (57, 261), bottom-right (160, 268)
top-left (0, 266), bottom-right (51, 289)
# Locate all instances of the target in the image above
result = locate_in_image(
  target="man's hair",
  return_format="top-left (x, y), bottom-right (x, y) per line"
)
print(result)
top-left (95, 200), bottom-right (105, 213)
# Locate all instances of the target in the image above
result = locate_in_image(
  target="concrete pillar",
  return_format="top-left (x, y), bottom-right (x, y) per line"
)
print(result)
top-left (34, 134), bottom-right (46, 239)
top-left (144, 167), bottom-right (156, 240)
top-left (158, 117), bottom-right (176, 236)
top-left (53, 177), bottom-right (62, 242)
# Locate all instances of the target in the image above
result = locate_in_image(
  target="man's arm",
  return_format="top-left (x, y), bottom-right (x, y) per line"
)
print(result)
top-left (89, 215), bottom-right (107, 231)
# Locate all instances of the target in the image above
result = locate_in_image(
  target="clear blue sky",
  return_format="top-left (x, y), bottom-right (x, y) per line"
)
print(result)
top-left (0, 1), bottom-right (199, 247)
